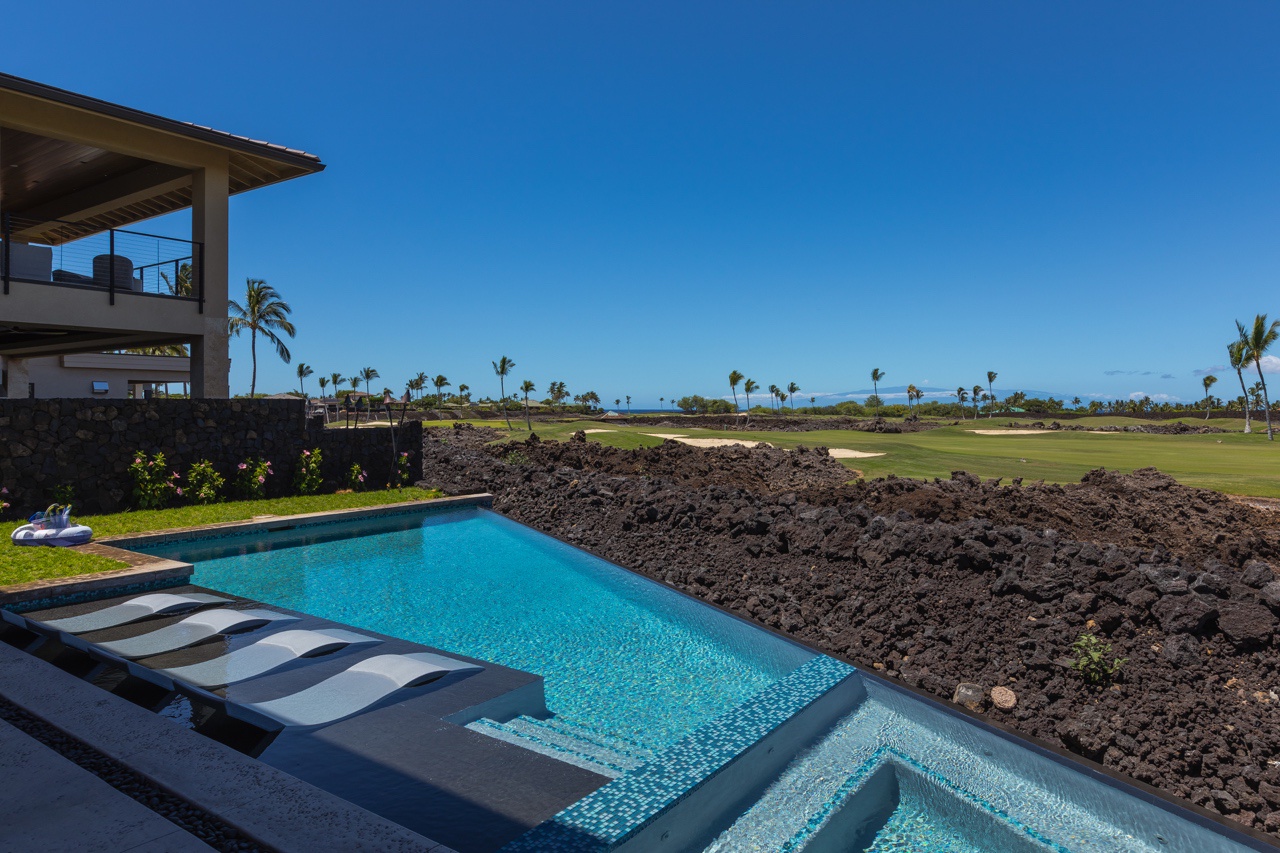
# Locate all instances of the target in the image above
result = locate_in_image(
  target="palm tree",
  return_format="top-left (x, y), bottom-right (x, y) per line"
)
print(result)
top-left (296, 362), bottom-right (313, 397)
top-left (809, 396), bottom-right (816, 411)
top-left (870, 368), bottom-right (885, 415)
top-left (329, 372), bottom-right (344, 396)
top-left (1242, 315), bottom-right (1280, 440)
top-left (348, 375), bottom-right (361, 392)
top-left (359, 367), bottom-right (380, 397)
top-left (1229, 337), bottom-right (1252, 434)
top-left (433, 374), bottom-right (450, 401)
top-left (520, 380), bottom-right (536, 430)
top-left (906, 383), bottom-right (918, 411)
top-left (972, 385), bottom-right (983, 419)
top-left (1202, 375), bottom-right (1218, 420)
top-left (625, 395), bottom-right (631, 414)
top-left (787, 382), bottom-right (800, 410)
top-left (458, 383), bottom-right (470, 403)
top-left (410, 371), bottom-right (427, 401)
top-left (743, 379), bottom-right (758, 412)
top-left (956, 386), bottom-right (968, 417)
top-left (227, 279), bottom-right (295, 396)
top-left (317, 376), bottom-right (329, 420)
top-left (659, 396), bottom-right (665, 410)
top-left (729, 370), bottom-right (744, 412)
top-left (768, 384), bottom-right (780, 413)
top-left (493, 355), bottom-right (515, 429)
top-left (986, 371), bottom-right (997, 418)
top-left (159, 262), bottom-right (194, 297)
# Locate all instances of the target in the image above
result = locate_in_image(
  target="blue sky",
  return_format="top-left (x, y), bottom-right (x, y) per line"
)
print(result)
top-left (6, 2), bottom-right (1279, 405)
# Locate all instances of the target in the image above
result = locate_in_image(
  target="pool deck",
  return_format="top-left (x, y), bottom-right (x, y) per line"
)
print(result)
top-left (2, 578), bottom-right (611, 853)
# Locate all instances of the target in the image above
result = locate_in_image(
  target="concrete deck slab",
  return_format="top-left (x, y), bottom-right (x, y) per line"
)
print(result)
top-left (0, 717), bottom-right (212, 852)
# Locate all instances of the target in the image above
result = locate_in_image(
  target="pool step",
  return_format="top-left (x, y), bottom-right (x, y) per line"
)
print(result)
top-left (466, 715), bottom-right (651, 780)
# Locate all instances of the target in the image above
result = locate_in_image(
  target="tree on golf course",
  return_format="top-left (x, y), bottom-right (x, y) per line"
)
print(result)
top-left (986, 371), bottom-right (997, 417)
top-left (1229, 336), bottom-right (1253, 434)
top-left (787, 381), bottom-right (801, 409)
top-left (1202, 375), bottom-right (1218, 420)
top-left (871, 368), bottom-right (885, 415)
top-left (729, 370), bottom-right (744, 411)
top-left (521, 380), bottom-right (536, 430)
top-left (493, 356), bottom-right (516, 429)
top-left (1241, 315), bottom-right (1280, 440)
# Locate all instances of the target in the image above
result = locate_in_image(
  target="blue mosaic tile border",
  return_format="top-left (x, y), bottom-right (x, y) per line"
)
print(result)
top-left (502, 655), bottom-right (856, 852)
top-left (7, 576), bottom-right (188, 614)
top-left (780, 745), bottom-right (1073, 853)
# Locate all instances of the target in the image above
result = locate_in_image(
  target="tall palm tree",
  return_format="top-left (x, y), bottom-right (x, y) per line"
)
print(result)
top-left (411, 371), bottom-right (428, 401)
top-left (972, 385), bottom-right (983, 419)
top-left (227, 279), bottom-right (295, 396)
top-left (296, 362), bottom-right (313, 397)
top-left (906, 383), bottom-right (918, 411)
top-left (1229, 337), bottom-right (1252, 434)
top-left (521, 380), bottom-right (536, 430)
top-left (348, 375), bottom-right (361, 392)
top-left (743, 379), bottom-right (758, 411)
top-left (329, 372), bottom-right (344, 396)
top-left (1202, 375), bottom-right (1218, 420)
top-left (729, 370), bottom-right (744, 412)
top-left (768, 384), bottom-right (780, 413)
top-left (458, 383), bottom-right (470, 403)
top-left (159, 262), bottom-right (194, 297)
top-left (870, 368), bottom-right (885, 415)
top-left (986, 371), bottom-right (997, 418)
top-left (625, 395), bottom-right (631, 414)
top-left (318, 376), bottom-right (329, 396)
top-left (956, 386), bottom-right (968, 417)
top-left (433, 374), bottom-right (450, 401)
top-left (493, 355), bottom-right (515, 429)
top-left (659, 396), bottom-right (665, 410)
top-left (359, 367), bottom-right (380, 397)
top-left (1242, 315), bottom-right (1280, 440)
top-left (787, 381), bottom-right (800, 410)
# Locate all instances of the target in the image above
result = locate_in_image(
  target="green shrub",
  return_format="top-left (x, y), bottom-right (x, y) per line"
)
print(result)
top-left (130, 451), bottom-right (178, 510)
top-left (294, 448), bottom-right (324, 495)
top-left (187, 460), bottom-right (225, 505)
top-left (1070, 633), bottom-right (1127, 685)
top-left (51, 484), bottom-right (75, 505)
top-left (233, 459), bottom-right (273, 500)
top-left (344, 463), bottom-right (367, 491)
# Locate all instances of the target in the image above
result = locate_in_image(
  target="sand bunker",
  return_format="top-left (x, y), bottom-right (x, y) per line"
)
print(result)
top-left (645, 433), bottom-right (689, 439)
top-left (582, 429), bottom-right (615, 434)
top-left (826, 448), bottom-right (887, 459)
top-left (676, 438), bottom-right (773, 448)
top-left (968, 429), bottom-right (1054, 435)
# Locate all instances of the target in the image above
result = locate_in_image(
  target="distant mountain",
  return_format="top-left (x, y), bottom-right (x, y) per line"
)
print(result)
top-left (816, 386), bottom-right (1100, 402)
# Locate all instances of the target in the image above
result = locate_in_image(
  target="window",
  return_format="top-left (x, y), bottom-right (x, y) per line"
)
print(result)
top-left (91, 381), bottom-right (109, 395)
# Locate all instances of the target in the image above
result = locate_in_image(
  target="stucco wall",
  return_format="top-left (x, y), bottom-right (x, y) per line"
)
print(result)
top-left (0, 398), bottom-right (421, 514)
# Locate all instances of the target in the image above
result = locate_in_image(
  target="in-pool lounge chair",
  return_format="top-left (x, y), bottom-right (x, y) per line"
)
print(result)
top-left (228, 652), bottom-right (483, 730)
top-left (76, 609), bottom-right (298, 659)
top-left (158, 628), bottom-right (382, 689)
top-left (34, 593), bottom-right (230, 634)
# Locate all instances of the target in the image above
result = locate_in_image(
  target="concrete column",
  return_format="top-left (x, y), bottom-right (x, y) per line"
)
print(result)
top-left (4, 357), bottom-right (30, 398)
top-left (191, 161), bottom-right (230, 398)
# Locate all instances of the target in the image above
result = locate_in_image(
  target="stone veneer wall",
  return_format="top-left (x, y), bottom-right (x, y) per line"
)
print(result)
top-left (0, 399), bottom-right (422, 515)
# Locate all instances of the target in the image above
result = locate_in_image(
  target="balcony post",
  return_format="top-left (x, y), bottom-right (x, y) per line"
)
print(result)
top-left (2, 213), bottom-right (10, 296)
top-left (108, 228), bottom-right (116, 305)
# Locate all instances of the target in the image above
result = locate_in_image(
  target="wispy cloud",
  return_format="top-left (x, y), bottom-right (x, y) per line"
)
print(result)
top-left (1193, 364), bottom-right (1227, 377)
top-left (1161, 373), bottom-right (1176, 379)
top-left (1129, 391), bottom-right (1179, 402)
top-left (1262, 355), bottom-right (1280, 374)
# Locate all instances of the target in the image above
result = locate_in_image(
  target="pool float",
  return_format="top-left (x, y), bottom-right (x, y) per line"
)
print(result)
top-left (11, 505), bottom-right (93, 547)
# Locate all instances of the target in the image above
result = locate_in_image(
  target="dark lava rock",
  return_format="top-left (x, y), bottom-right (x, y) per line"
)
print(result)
top-left (1217, 601), bottom-right (1277, 646)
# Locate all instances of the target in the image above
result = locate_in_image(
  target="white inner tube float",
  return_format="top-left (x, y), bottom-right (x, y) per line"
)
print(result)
top-left (11, 504), bottom-right (92, 547)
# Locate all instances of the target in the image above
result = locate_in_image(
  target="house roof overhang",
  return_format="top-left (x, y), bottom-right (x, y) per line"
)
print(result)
top-left (0, 73), bottom-right (324, 243)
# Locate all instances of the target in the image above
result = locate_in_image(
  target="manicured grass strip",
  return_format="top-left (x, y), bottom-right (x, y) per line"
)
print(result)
top-left (0, 488), bottom-right (442, 588)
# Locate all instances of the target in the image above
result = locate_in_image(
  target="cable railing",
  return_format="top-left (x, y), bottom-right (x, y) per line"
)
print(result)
top-left (1, 213), bottom-right (204, 312)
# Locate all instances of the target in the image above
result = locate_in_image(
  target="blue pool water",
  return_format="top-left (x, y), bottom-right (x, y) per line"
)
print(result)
top-left (138, 506), bottom-right (813, 750)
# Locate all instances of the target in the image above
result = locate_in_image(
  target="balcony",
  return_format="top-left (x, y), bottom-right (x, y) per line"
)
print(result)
top-left (2, 214), bottom-right (204, 311)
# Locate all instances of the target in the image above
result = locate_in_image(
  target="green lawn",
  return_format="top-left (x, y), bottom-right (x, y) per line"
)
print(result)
top-left (428, 417), bottom-right (1280, 498)
top-left (0, 487), bottom-right (442, 588)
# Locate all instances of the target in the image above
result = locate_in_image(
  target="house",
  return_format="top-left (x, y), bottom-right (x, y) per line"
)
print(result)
top-left (0, 72), bottom-right (323, 398)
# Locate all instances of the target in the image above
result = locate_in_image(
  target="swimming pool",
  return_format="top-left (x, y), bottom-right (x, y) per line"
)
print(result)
top-left (136, 505), bottom-right (814, 751)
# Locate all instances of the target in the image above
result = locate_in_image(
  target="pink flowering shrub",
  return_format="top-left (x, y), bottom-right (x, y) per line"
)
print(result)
top-left (130, 451), bottom-right (178, 510)
top-left (293, 448), bottom-right (324, 495)
top-left (0, 486), bottom-right (10, 517)
top-left (187, 460), bottom-right (225, 505)
top-left (344, 463), bottom-right (367, 492)
top-left (233, 459), bottom-right (274, 500)
top-left (391, 451), bottom-right (413, 487)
